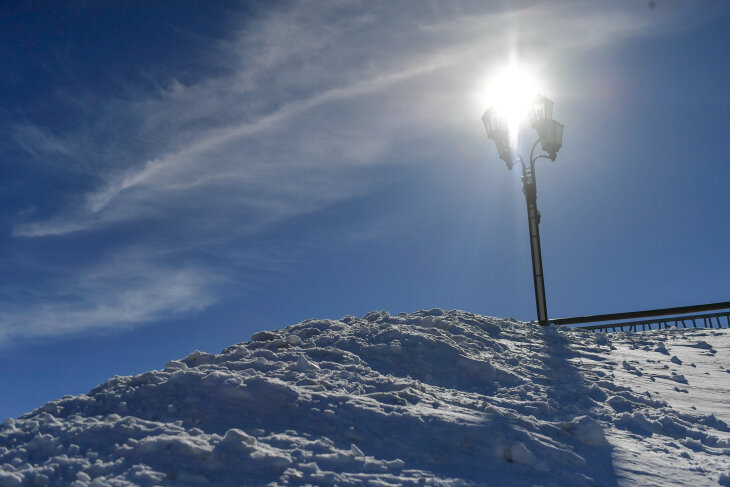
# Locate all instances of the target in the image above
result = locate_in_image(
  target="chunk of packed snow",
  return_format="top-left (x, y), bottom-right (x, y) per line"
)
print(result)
top-left (562, 416), bottom-right (608, 446)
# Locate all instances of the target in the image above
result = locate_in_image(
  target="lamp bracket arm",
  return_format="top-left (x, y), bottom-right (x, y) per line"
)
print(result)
top-left (532, 154), bottom-right (552, 164)
top-left (529, 138), bottom-right (541, 166)
top-left (509, 154), bottom-right (525, 171)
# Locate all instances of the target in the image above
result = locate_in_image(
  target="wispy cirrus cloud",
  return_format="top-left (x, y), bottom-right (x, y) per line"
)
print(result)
top-left (0, 250), bottom-right (221, 346)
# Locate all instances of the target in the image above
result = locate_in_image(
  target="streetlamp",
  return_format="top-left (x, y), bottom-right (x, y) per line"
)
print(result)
top-left (482, 93), bottom-right (564, 326)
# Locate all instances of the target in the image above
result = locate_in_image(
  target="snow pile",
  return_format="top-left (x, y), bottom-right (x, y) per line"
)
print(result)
top-left (1, 309), bottom-right (729, 486)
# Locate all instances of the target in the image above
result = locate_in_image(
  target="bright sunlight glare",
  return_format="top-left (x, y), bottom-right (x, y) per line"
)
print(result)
top-left (476, 62), bottom-right (541, 147)
top-left (493, 66), bottom-right (538, 123)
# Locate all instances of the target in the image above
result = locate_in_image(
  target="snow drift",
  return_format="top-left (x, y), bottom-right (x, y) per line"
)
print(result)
top-left (1, 309), bottom-right (729, 486)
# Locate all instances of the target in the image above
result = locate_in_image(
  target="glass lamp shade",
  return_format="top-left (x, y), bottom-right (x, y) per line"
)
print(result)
top-left (529, 94), bottom-right (554, 125)
top-left (493, 137), bottom-right (514, 167)
top-left (481, 108), bottom-right (514, 166)
top-left (538, 119), bottom-right (563, 160)
top-left (481, 107), bottom-right (501, 138)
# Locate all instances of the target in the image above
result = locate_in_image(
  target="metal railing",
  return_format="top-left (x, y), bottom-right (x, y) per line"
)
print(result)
top-left (550, 301), bottom-right (730, 333)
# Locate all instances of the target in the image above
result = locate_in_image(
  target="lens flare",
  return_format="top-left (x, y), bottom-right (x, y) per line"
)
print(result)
top-left (480, 62), bottom-right (540, 148)
top-left (492, 65), bottom-right (537, 122)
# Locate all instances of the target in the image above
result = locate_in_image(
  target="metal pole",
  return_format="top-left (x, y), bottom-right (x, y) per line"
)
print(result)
top-left (522, 160), bottom-right (548, 325)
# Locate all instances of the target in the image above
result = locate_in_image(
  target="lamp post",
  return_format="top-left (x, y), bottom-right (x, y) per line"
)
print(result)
top-left (482, 94), bottom-right (563, 326)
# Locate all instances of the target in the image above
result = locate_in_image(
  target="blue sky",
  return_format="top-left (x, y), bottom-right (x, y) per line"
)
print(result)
top-left (1, 1), bottom-right (729, 419)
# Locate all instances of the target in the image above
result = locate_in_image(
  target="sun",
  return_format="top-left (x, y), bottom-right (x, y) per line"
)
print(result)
top-left (490, 63), bottom-right (539, 127)
top-left (476, 61), bottom-right (541, 145)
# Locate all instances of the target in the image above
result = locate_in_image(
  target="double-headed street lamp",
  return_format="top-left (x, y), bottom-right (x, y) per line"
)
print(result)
top-left (482, 94), bottom-right (564, 326)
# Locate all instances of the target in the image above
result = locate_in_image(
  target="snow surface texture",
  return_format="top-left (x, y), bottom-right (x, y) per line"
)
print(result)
top-left (1, 310), bottom-right (729, 486)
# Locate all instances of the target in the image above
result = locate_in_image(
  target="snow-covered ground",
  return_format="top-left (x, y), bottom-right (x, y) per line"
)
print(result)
top-left (1, 310), bottom-right (728, 486)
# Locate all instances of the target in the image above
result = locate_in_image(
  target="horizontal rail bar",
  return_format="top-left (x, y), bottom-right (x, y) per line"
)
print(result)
top-left (550, 300), bottom-right (730, 326)
top-left (567, 310), bottom-right (730, 333)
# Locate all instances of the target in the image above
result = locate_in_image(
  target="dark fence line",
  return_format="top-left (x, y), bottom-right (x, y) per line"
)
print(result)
top-left (564, 311), bottom-right (730, 333)
top-left (550, 300), bottom-right (730, 327)
top-left (549, 300), bottom-right (730, 333)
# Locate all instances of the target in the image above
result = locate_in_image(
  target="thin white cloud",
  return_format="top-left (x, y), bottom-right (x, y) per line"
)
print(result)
top-left (12, 54), bottom-right (459, 238)
top-left (0, 251), bottom-right (221, 347)
top-left (12, 125), bottom-right (73, 159)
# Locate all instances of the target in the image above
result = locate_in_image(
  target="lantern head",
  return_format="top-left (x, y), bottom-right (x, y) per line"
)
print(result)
top-left (482, 107), bottom-right (516, 169)
top-left (529, 94), bottom-right (563, 160)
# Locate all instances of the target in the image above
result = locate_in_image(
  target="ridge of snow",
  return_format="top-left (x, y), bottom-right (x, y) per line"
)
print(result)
top-left (1, 309), bottom-right (728, 486)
